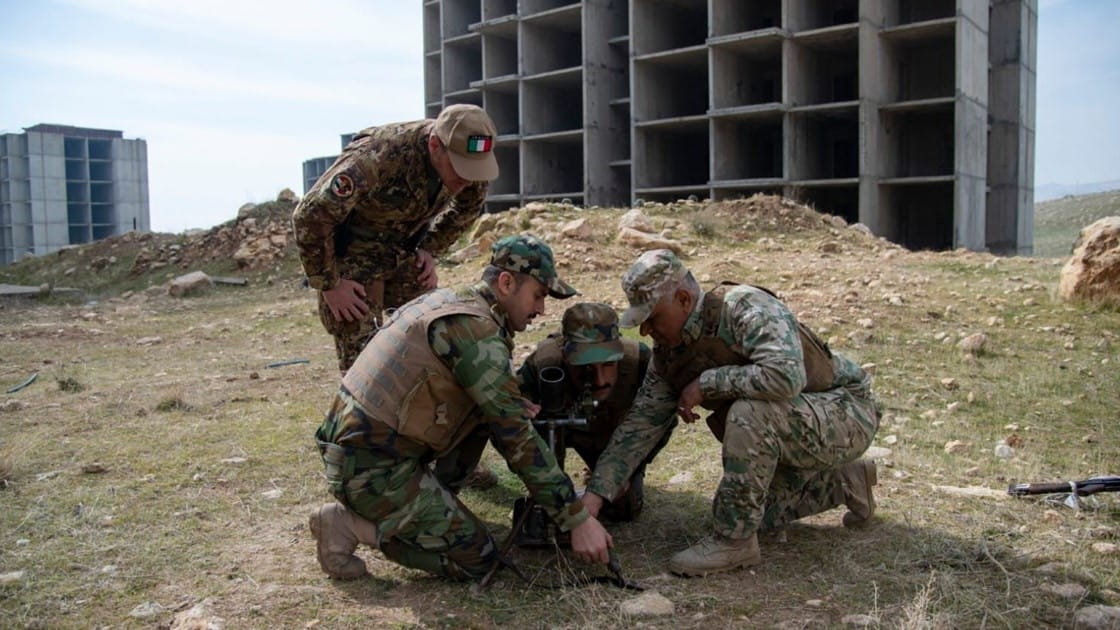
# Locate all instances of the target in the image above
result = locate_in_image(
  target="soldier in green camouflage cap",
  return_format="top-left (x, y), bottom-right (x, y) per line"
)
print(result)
top-left (582, 249), bottom-right (882, 577)
top-left (309, 233), bottom-right (613, 582)
top-left (518, 303), bottom-right (668, 522)
top-left (489, 234), bottom-right (578, 299)
top-left (293, 104), bottom-right (500, 373)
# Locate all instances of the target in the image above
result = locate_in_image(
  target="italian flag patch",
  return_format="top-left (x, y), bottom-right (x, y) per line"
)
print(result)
top-left (466, 135), bottom-right (493, 153)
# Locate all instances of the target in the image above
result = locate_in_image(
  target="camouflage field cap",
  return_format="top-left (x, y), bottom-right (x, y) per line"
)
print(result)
top-left (434, 104), bottom-right (499, 182)
top-left (619, 249), bottom-right (688, 328)
top-left (490, 234), bottom-right (578, 299)
top-left (562, 302), bottom-right (624, 366)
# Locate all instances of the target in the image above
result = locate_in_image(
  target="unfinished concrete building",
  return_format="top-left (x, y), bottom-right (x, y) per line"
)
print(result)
top-left (0, 124), bottom-right (149, 265)
top-left (422, 0), bottom-right (1036, 253)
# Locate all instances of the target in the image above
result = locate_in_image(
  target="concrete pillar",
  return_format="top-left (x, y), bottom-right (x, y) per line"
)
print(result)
top-left (954, 0), bottom-right (989, 251)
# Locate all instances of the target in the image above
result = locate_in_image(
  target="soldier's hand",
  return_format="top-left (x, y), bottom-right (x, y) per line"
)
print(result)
top-left (322, 278), bottom-right (370, 323)
top-left (580, 491), bottom-right (605, 518)
top-left (569, 516), bottom-right (612, 565)
top-left (519, 398), bottom-right (541, 419)
top-left (415, 248), bottom-right (438, 290)
top-left (677, 378), bottom-right (704, 423)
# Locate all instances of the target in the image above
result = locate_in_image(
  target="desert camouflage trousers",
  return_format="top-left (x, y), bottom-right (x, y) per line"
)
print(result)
top-left (317, 253), bottom-right (426, 372)
top-left (316, 394), bottom-right (497, 580)
top-left (714, 375), bottom-right (880, 539)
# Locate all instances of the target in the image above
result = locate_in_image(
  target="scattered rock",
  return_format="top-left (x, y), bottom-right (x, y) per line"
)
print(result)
top-left (170, 599), bottom-right (225, 630)
top-left (863, 446), bottom-right (892, 460)
top-left (1074, 605), bottom-right (1120, 630)
top-left (168, 271), bottom-right (213, 298)
top-left (1059, 216), bottom-right (1120, 306)
top-left (0, 570), bottom-right (26, 585)
top-left (129, 601), bottom-right (165, 618)
top-left (1043, 510), bottom-right (1063, 524)
top-left (221, 457), bottom-right (248, 465)
top-left (620, 591), bottom-right (674, 617)
top-left (617, 226), bottom-right (682, 253)
top-left (561, 218), bottom-right (594, 240)
top-left (940, 377), bottom-right (959, 390)
top-left (137, 336), bottom-right (163, 346)
top-left (618, 209), bottom-right (655, 233)
top-left (276, 188), bottom-right (298, 203)
top-left (81, 462), bottom-right (108, 474)
top-left (447, 241), bottom-right (481, 264)
top-left (957, 332), bottom-right (988, 355)
top-left (261, 488), bottom-right (283, 500)
top-left (1091, 542), bottom-right (1118, 555)
top-left (1, 399), bottom-right (27, 413)
top-left (882, 435), bottom-right (898, 446)
top-left (668, 471), bottom-right (694, 485)
top-left (944, 440), bottom-right (970, 454)
top-left (237, 203), bottom-right (257, 219)
top-left (993, 442), bottom-right (1014, 459)
top-left (806, 599), bottom-right (824, 607)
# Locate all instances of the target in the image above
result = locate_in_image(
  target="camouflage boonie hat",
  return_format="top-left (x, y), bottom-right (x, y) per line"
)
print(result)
top-left (490, 234), bottom-right (578, 299)
top-left (619, 249), bottom-right (688, 328)
top-left (562, 302), bottom-right (624, 366)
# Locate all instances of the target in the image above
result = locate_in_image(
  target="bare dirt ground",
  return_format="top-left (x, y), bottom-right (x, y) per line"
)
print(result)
top-left (1, 196), bottom-right (1118, 629)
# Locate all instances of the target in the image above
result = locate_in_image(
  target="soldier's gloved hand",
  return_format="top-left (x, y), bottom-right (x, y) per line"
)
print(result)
top-left (570, 516), bottom-right (612, 565)
top-left (415, 248), bottom-right (438, 290)
top-left (322, 278), bottom-right (370, 323)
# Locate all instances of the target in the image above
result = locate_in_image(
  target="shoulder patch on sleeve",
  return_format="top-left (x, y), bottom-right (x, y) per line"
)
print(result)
top-left (330, 173), bottom-right (355, 198)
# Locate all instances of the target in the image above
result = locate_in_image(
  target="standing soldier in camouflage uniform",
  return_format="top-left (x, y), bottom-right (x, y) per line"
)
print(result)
top-left (581, 249), bottom-right (881, 577)
top-left (518, 302), bottom-right (667, 521)
top-left (292, 104), bottom-right (499, 373)
top-left (309, 235), bottom-right (613, 581)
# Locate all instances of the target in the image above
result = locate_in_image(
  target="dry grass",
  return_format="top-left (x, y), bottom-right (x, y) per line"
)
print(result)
top-left (1, 200), bottom-right (1118, 628)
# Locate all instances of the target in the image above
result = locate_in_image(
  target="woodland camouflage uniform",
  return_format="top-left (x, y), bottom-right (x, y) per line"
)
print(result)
top-left (313, 235), bottom-right (585, 580)
top-left (588, 250), bottom-right (881, 548)
top-left (293, 115), bottom-right (490, 371)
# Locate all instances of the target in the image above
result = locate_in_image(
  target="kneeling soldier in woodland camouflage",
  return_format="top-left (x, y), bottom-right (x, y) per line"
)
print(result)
top-left (309, 235), bottom-right (612, 580)
top-left (581, 249), bottom-right (881, 577)
top-left (518, 302), bottom-right (668, 521)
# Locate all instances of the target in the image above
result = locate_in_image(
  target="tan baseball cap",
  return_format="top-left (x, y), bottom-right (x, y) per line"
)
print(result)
top-left (433, 104), bottom-right (499, 182)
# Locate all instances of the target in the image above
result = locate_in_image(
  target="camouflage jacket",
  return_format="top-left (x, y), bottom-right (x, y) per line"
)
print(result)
top-left (587, 284), bottom-right (869, 501)
top-left (334, 282), bottom-right (589, 532)
top-left (292, 120), bottom-right (489, 290)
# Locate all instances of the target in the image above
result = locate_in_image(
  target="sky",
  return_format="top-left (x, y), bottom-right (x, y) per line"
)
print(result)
top-left (1, 0), bottom-right (1117, 233)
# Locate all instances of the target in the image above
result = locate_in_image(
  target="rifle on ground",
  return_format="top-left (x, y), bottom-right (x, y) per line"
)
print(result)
top-left (1008, 476), bottom-right (1120, 510)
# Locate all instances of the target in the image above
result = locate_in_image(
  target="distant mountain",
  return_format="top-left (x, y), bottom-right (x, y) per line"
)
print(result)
top-left (1035, 179), bottom-right (1120, 202)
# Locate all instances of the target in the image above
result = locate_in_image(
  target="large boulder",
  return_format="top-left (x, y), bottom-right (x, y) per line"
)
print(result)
top-left (1059, 217), bottom-right (1120, 305)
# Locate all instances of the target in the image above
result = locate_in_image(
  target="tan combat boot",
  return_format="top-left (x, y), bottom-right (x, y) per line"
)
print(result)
top-left (308, 502), bottom-right (379, 579)
top-left (838, 458), bottom-right (878, 528)
top-left (668, 533), bottom-right (761, 577)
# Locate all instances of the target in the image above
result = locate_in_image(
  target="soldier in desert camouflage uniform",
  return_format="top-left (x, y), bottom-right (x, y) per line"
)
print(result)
top-left (581, 249), bottom-right (881, 577)
top-left (292, 104), bottom-right (498, 372)
top-left (309, 235), bottom-right (613, 581)
top-left (518, 302), bottom-right (667, 521)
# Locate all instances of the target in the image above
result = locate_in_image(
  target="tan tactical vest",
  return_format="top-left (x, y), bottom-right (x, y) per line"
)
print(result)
top-left (529, 336), bottom-right (644, 428)
top-left (341, 288), bottom-right (499, 455)
top-left (654, 283), bottom-right (836, 441)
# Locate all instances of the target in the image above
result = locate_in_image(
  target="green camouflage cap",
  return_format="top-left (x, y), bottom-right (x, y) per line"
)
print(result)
top-left (562, 302), bottom-right (624, 366)
top-left (619, 249), bottom-right (688, 328)
top-left (490, 234), bottom-right (578, 299)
